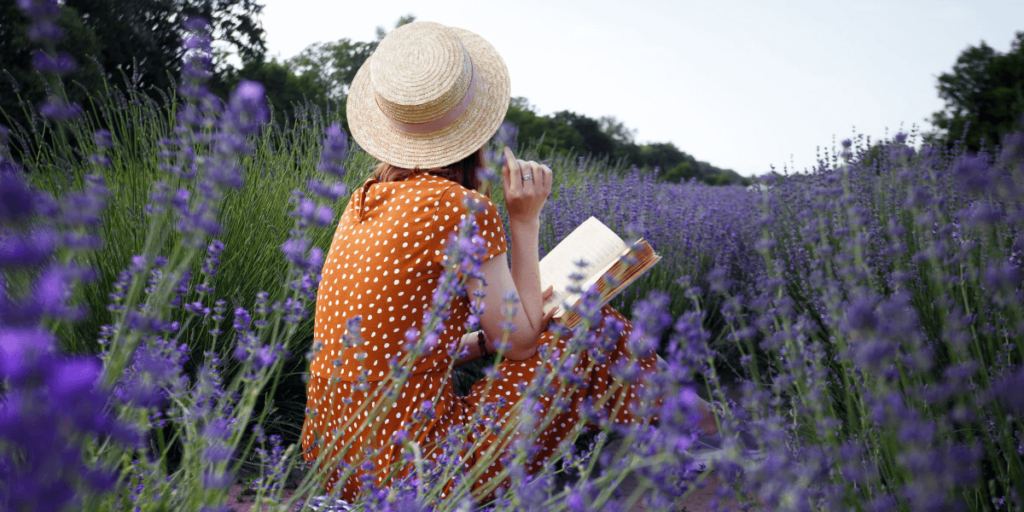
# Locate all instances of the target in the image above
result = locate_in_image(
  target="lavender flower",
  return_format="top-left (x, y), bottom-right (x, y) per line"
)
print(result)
top-left (318, 123), bottom-right (349, 178)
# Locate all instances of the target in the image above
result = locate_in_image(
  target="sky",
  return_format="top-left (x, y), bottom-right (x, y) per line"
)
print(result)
top-left (258, 0), bottom-right (1023, 177)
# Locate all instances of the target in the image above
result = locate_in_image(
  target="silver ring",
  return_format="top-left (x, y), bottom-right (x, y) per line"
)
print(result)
top-left (522, 174), bottom-right (533, 180)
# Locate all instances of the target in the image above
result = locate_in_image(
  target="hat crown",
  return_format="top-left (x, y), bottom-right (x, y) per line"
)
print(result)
top-left (371, 22), bottom-right (474, 125)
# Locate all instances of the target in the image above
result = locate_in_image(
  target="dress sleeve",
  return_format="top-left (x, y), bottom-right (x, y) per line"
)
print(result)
top-left (432, 185), bottom-right (508, 267)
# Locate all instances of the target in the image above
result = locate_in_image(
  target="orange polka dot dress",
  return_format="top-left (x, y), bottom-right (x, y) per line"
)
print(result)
top-left (302, 171), bottom-right (661, 502)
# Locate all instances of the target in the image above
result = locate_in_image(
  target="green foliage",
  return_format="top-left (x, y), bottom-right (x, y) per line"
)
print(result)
top-left (0, 2), bottom-right (105, 133)
top-left (219, 58), bottom-right (331, 127)
top-left (503, 98), bottom-right (750, 186)
top-left (285, 39), bottom-right (376, 100)
top-left (0, 11), bottom-right (424, 184)
top-left (504, 97), bottom-right (585, 157)
top-left (63, 0), bottom-right (267, 86)
top-left (284, 14), bottom-right (416, 102)
top-left (929, 31), bottom-right (1024, 152)
top-left (1, 0), bottom-right (266, 153)
top-left (551, 110), bottom-right (619, 157)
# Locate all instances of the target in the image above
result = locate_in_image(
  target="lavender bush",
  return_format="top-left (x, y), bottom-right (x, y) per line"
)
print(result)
top-left (3, 3), bottom-right (1024, 511)
top-left (540, 163), bottom-right (763, 329)
top-left (703, 129), bottom-right (1024, 511)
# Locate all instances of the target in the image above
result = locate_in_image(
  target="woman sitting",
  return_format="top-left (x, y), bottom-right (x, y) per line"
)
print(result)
top-left (301, 20), bottom-right (719, 505)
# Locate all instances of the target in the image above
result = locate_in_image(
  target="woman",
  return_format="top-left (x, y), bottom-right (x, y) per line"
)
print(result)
top-left (301, 21), bottom-right (719, 504)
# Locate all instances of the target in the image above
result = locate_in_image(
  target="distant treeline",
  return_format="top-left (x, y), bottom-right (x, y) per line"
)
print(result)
top-left (0, 7), bottom-right (749, 186)
top-left (3, 4), bottom-right (1021, 182)
top-left (504, 97), bottom-right (750, 186)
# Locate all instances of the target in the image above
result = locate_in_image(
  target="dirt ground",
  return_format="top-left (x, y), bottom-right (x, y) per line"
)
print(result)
top-left (225, 469), bottom-right (758, 512)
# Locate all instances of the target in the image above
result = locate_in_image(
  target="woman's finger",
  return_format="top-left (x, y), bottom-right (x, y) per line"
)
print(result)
top-left (541, 164), bottom-right (553, 191)
top-left (522, 161), bottom-right (538, 191)
top-left (504, 147), bottom-right (521, 196)
top-left (541, 285), bottom-right (554, 301)
top-left (501, 147), bottom-right (513, 191)
top-left (542, 306), bottom-right (559, 327)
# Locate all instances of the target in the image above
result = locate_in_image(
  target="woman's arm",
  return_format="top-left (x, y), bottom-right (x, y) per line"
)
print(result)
top-left (452, 331), bottom-right (487, 366)
top-left (508, 216), bottom-right (544, 328)
top-left (466, 147), bottom-right (555, 361)
top-left (453, 284), bottom-right (555, 366)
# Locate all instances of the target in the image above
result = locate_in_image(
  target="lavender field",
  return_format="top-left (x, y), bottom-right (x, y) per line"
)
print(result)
top-left (3, 6), bottom-right (1024, 512)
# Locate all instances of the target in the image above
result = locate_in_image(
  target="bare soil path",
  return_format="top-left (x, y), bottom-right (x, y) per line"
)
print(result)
top-left (224, 470), bottom-right (755, 512)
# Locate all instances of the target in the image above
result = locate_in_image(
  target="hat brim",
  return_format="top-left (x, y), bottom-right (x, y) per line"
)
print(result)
top-left (346, 27), bottom-right (511, 170)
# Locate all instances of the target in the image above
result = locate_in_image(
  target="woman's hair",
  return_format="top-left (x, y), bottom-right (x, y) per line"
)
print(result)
top-left (372, 146), bottom-right (486, 191)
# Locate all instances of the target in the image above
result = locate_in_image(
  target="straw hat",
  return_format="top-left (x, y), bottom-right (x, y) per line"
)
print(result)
top-left (346, 21), bottom-right (511, 170)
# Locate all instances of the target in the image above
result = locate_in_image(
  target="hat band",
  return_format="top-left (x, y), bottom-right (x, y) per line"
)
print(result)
top-left (379, 61), bottom-right (478, 135)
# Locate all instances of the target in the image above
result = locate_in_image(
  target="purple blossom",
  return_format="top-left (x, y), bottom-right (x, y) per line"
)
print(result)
top-left (307, 179), bottom-right (349, 202)
top-left (202, 239), bottom-right (225, 277)
top-left (31, 50), bottom-right (77, 75)
top-left (1000, 131), bottom-right (1024, 161)
top-left (39, 97), bottom-right (83, 121)
top-left (281, 237), bottom-right (312, 268)
top-left (17, 0), bottom-right (63, 43)
top-left (318, 123), bottom-right (349, 178)
top-left (0, 169), bottom-right (38, 222)
top-left (952, 154), bottom-right (993, 193)
top-left (225, 80), bottom-right (269, 135)
top-left (93, 129), bottom-right (113, 148)
top-left (993, 367), bottom-right (1024, 413)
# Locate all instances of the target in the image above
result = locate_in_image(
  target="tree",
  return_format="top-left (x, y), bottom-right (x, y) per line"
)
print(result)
top-left (928, 31), bottom-right (1024, 152)
top-left (499, 98), bottom-right (749, 185)
top-left (223, 58), bottom-right (328, 127)
top-left (598, 115), bottom-right (637, 145)
top-left (0, 2), bottom-right (104, 135)
top-left (551, 110), bottom-right (617, 157)
top-left (502, 97), bottom-right (584, 155)
top-left (62, 0), bottom-right (266, 93)
top-left (286, 14), bottom-right (415, 101)
top-left (663, 161), bottom-right (697, 182)
top-left (1, 0), bottom-right (266, 133)
top-left (636, 142), bottom-right (689, 170)
top-left (286, 39), bottom-right (375, 100)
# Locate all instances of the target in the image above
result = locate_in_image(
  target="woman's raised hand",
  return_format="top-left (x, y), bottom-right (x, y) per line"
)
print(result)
top-left (501, 146), bottom-right (552, 224)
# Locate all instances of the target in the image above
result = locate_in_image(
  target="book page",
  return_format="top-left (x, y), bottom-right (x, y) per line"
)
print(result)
top-left (539, 217), bottom-right (627, 315)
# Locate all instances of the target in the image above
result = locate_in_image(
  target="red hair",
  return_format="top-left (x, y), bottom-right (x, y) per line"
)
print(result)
top-left (372, 147), bottom-right (487, 191)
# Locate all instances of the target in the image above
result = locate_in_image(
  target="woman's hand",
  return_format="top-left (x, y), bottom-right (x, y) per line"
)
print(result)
top-left (501, 146), bottom-right (552, 224)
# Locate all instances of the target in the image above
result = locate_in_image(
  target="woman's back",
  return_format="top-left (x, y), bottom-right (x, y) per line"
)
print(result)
top-left (309, 172), bottom-right (507, 382)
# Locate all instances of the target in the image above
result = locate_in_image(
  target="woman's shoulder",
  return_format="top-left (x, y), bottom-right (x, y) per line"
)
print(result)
top-left (364, 172), bottom-right (457, 207)
top-left (369, 172), bottom-right (501, 222)
top-left (437, 181), bottom-right (500, 217)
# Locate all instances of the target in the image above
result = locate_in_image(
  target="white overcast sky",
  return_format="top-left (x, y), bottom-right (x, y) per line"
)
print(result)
top-left (258, 0), bottom-right (1022, 177)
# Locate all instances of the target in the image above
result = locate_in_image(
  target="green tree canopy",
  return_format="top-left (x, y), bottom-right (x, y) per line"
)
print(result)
top-left (285, 39), bottom-right (375, 100)
top-left (503, 97), bottom-right (584, 156)
top-left (502, 97), bottom-right (749, 186)
top-left (221, 58), bottom-right (329, 127)
top-left (0, 2), bottom-right (104, 133)
top-left (65, 0), bottom-right (266, 91)
top-left (929, 31), bottom-right (1024, 152)
top-left (285, 14), bottom-right (416, 101)
top-left (1, 0), bottom-right (266, 134)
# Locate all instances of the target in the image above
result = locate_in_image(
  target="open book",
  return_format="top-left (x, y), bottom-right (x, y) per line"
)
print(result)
top-left (540, 217), bottom-right (660, 328)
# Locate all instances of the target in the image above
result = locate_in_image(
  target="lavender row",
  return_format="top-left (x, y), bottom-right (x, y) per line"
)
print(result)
top-left (3, 1), bottom-right (1024, 510)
